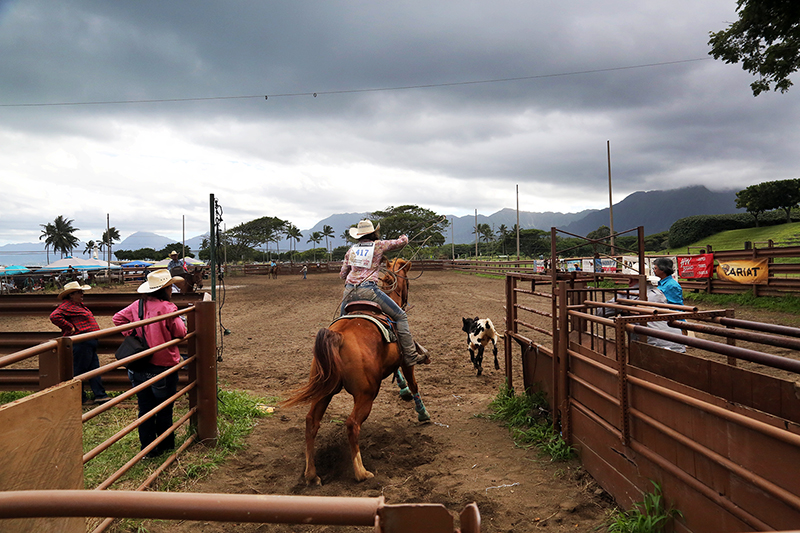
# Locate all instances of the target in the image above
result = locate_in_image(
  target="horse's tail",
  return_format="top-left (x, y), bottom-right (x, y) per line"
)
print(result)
top-left (282, 328), bottom-right (344, 408)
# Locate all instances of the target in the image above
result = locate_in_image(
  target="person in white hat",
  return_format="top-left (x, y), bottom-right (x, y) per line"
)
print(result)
top-left (339, 220), bottom-right (430, 366)
top-left (167, 250), bottom-right (186, 274)
top-left (112, 269), bottom-right (187, 457)
top-left (49, 281), bottom-right (111, 405)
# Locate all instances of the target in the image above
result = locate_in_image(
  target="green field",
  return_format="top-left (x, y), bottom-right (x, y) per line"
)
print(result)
top-left (666, 221), bottom-right (800, 255)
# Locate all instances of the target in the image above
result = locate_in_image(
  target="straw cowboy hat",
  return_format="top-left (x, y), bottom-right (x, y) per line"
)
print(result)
top-left (138, 269), bottom-right (178, 294)
top-left (349, 220), bottom-right (381, 239)
top-left (168, 250), bottom-right (178, 257)
top-left (59, 281), bottom-right (91, 299)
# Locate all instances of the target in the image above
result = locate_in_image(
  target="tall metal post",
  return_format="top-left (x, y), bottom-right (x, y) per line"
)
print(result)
top-left (516, 184), bottom-right (520, 261)
top-left (607, 141), bottom-right (615, 254)
top-left (209, 194), bottom-right (216, 302)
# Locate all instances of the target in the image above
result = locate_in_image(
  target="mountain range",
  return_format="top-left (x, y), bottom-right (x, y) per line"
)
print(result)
top-left (1, 186), bottom-right (741, 266)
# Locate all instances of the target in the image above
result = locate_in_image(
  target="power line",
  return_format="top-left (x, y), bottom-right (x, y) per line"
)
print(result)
top-left (0, 58), bottom-right (711, 108)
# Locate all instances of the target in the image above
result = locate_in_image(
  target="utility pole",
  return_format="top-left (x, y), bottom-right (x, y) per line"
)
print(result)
top-left (607, 140), bottom-right (615, 254)
top-left (516, 184), bottom-right (520, 261)
top-left (474, 209), bottom-right (478, 258)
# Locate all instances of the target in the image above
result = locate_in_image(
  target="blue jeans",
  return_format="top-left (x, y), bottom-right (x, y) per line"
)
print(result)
top-left (341, 282), bottom-right (417, 360)
top-left (128, 366), bottom-right (179, 453)
top-left (73, 339), bottom-right (107, 401)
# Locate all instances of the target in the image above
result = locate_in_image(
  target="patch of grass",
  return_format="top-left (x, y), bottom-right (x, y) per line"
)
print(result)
top-left (0, 391), bottom-right (30, 404)
top-left (606, 481), bottom-right (682, 533)
top-left (83, 388), bottom-right (276, 491)
top-left (486, 384), bottom-right (574, 461)
top-left (685, 290), bottom-right (800, 315)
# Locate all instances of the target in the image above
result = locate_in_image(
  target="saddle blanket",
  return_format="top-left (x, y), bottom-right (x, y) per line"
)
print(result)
top-left (331, 313), bottom-right (397, 343)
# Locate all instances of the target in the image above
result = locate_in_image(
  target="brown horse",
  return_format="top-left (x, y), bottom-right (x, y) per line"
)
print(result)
top-left (171, 266), bottom-right (204, 293)
top-left (282, 257), bottom-right (429, 485)
top-left (269, 264), bottom-right (278, 279)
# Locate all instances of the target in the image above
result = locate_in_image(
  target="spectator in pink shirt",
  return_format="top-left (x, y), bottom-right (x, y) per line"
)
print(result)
top-left (339, 219), bottom-right (430, 366)
top-left (113, 269), bottom-right (187, 458)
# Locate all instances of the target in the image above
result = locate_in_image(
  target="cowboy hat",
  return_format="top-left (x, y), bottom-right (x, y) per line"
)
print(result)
top-left (168, 250), bottom-right (178, 257)
top-left (137, 269), bottom-right (177, 293)
top-left (349, 220), bottom-right (381, 239)
top-left (59, 281), bottom-right (91, 299)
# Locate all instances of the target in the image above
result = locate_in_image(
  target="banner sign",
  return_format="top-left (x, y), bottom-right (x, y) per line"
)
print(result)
top-left (677, 254), bottom-right (714, 279)
top-left (716, 259), bottom-right (769, 285)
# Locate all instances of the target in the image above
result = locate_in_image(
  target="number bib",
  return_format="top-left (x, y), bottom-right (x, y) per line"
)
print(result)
top-left (350, 243), bottom-right (376, 268)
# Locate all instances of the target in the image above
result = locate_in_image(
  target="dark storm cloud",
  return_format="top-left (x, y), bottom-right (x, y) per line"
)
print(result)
top-left (2, 0), bottom-right (799, 245)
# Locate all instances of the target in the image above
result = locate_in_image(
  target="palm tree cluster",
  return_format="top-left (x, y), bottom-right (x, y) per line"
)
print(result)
top-left (39, 216), bottom-right (80, 262)
top-left (39, 216), bottom-right (122, 264)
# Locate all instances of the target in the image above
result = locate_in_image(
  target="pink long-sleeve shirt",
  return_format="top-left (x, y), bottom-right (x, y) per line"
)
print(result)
top-left (339, 235), bottom-right (408, 285)
top-left (113, 297), bottom-right (187, 367)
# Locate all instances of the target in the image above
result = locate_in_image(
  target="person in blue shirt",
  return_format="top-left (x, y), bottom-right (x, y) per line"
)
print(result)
top-left (653, 258), bottom-right (683, 305)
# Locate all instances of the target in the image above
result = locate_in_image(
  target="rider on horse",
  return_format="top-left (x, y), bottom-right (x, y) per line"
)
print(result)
top-left (339, 219), bottom-right (430, 366)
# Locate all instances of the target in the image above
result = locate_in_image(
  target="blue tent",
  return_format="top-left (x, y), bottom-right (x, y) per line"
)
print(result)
top-left (0, 265), bottom-right (30, 275)
top-left (121, 261), bottom-right (153, 268)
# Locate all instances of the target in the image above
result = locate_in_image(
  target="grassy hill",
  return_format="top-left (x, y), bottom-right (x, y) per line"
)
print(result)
top-left (665, 222), bottom-right (800, 255)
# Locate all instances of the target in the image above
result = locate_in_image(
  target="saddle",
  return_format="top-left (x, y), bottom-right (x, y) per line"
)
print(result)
top-left (332, 300), bottom-right (397, 343)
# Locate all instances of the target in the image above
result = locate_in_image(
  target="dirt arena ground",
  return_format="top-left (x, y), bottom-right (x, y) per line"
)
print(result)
top-left (148, 270), bottom-right (616, 533)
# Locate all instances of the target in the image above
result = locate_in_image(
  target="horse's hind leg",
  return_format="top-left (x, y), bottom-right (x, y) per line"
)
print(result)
top-left (400, 366), bottom-right (431, 422)
top-left (394, 368), bottom-right (413, 401)
top-left (346, 394), bottom-right (376, 482)
top-left (303, 394), bottom-right (334, 486)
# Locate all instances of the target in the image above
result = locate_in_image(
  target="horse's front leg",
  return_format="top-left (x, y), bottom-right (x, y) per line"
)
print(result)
top-left (347, 394), bottom-right (376, 482)
top-left (394, 368), bottom-right (413, 401)
top-left (303, 394), bottom-right (334, 486)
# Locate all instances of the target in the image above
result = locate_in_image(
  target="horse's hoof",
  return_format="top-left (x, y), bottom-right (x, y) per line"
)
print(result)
top-left (306, 476), bottom-right (321, 486)
top-left (399, 387), bottom-right (413, 401)
top-left (355, 471), bottom-right (375, 482)
top-left (417, 409), bottom-right (431, 422)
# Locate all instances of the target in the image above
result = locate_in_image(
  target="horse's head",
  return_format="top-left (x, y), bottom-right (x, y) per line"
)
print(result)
top-left (382, 258), bottom-right (411, 309)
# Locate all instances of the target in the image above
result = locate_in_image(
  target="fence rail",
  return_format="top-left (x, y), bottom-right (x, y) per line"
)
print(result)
top-left (504, 269), bottom-right (800, 532)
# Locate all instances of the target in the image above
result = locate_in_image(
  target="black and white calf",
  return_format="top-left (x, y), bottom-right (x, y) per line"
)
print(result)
top-left (461, 317), bottom-right (499, 376)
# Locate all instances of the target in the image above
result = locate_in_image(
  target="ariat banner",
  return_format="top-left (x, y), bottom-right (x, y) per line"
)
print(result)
top-left (716, 259), bottom-right (769, 284)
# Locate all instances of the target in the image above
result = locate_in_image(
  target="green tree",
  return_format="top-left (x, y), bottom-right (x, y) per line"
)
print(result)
top-left (763, 178), bottom-right (800, 222)
top-left (369, 205), bottom-right (448, 248)
top-left (497, 224), bottom-right (509, 255)
top-left (285, 224), bottom-right (303, 259)
top-left (307, 231), bottom-right (323, 261)
top-left (101, 227), bottom-right (121, 262)
top-left (709, 1), bottom-right (800, 96)
top-left (736, 183), bottom-right (771, 226)
top-left (322, 224), bottom-right (335, 259)
top-left (40, 216), bottom-right (80, 259)
top-left (83, 240), bottom-right (97, 257)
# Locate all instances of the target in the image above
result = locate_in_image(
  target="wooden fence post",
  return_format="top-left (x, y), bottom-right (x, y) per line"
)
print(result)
top-left (39, 338), bottom-right (73, 391)
top-left (194, 301), bottom-right (218, 446)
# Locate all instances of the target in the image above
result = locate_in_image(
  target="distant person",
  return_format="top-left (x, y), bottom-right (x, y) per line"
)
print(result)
top-left (339, 219), bottom-right (430, 366)
top-left (167, 251), bottom-right (186, 273)
top-left (652, 258), bottom-right (683, 305)
top-left (113, 270), bottom-right (187, 458)
top-left (301, 265), bottom-right (307, 279)
top-left (49, 281), bottom-right (111, 406)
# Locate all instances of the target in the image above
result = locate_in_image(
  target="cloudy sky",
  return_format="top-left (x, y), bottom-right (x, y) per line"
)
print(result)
top-left (1, 0), bottom-right (799, 246)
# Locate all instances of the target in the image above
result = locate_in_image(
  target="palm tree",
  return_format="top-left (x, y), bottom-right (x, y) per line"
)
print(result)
top-left (497, 224), bottom-right (508, 255)
top-left (102, 227), bottom-right (121, 263)
top-left (39, 222), bottom-right (55, 264)
top-left (83, 240), bottom-right (96, 257)
top-left (285, 224), bottom-right (302, 260)
top-left (340, 229), bottom-right (350, 243)
top-left (322, 225), bottom-right (335, 260)
top-left (41, 216), bottom-right (80, 259)
top-left (307, 231), bottom-right (323, 262)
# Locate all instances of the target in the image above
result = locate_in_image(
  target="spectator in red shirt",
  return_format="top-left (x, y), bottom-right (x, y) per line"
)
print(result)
top-left (49, 281), bottom-right (111, 406)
